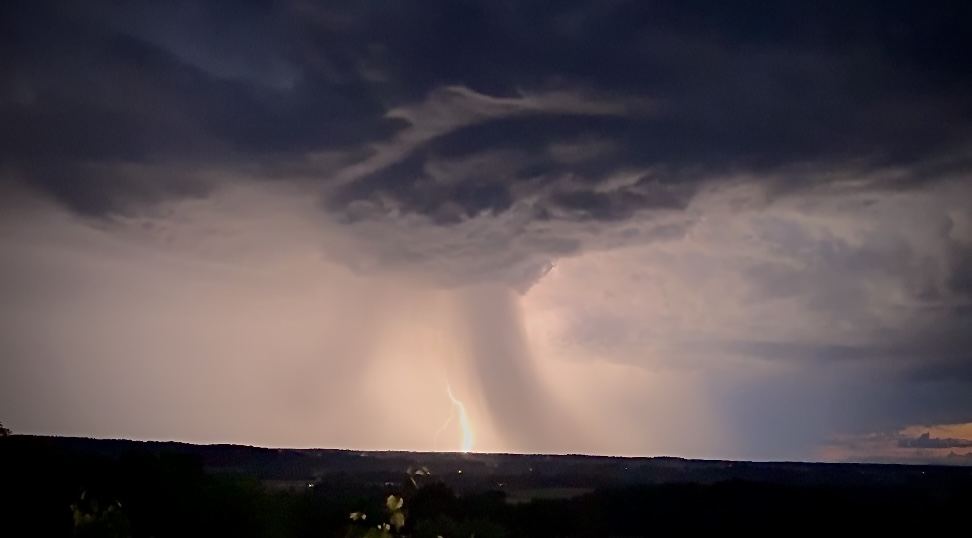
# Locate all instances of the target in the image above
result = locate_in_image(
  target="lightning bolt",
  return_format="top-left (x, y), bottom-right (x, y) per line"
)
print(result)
top-left (434, 381), bottom-right (473, 453)
top-left (447, 383), bottom-right (473, 453)
top-left (431, 308), bottom-right (473, 453)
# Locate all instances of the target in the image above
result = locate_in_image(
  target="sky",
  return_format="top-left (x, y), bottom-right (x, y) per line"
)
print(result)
top-left (1, 0), bottom-right (972, 464)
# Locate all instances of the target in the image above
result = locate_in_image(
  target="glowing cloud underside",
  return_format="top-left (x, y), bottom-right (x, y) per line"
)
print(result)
top-left (447, 383), bottom-right (474, 453)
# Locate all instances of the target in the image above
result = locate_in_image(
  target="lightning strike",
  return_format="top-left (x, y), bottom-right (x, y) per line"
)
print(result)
top-left (447, 383), bottom-right (474, 453)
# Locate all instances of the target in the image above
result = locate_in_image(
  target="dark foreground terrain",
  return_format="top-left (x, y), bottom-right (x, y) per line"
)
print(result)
top-left (2, 435), bottom-right (971, 537)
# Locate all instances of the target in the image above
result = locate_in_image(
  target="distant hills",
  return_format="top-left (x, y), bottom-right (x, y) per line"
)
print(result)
top-left (5, 434), bottom-right (970, 493)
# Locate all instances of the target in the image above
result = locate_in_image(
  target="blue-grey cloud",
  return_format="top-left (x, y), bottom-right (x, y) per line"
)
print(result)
top-left (4, 0), bottom-right (972, 218)
top-left (898, 432), bottom-right (972, 449)
top-left (2, 0), bottom-right (972, 460)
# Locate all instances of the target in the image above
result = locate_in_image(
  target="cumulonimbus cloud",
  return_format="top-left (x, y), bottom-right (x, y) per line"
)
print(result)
top-left (2, 0), bottom-right (972, 461)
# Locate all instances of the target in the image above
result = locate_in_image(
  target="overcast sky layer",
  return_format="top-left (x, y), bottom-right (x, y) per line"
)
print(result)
top-left (2, 0), bottom-right (972, 462)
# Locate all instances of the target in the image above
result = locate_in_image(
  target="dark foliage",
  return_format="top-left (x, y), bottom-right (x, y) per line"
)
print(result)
top-left (1, 436), bottom-right (970, 537)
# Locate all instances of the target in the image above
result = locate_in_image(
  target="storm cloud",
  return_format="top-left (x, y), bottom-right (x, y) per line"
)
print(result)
top-left (898, 432), bottom-right (972, 450)
top-left (1, 0), bottom-right (971, 460)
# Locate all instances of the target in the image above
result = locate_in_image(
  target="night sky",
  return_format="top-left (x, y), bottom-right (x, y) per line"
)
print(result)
top-left (2, 1), bottom-right (972, 464)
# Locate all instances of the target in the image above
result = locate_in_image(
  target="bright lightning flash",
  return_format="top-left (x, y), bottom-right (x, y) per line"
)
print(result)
top-left (446, 383), bottom-right (474, 453)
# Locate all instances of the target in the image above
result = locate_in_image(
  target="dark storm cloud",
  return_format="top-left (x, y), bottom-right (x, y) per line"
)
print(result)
top-left (898, 432), bottom-right (972, 449)
top-left (3, 0), bottom-right (972, 219)
top-left (0, 0), bottom-right (401, 214)
top-left (3, 0), bottom-right (972, 460)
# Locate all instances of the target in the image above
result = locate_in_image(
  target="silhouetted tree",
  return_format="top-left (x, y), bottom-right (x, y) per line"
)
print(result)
top-left (0, 421), bottom-right (10, 436)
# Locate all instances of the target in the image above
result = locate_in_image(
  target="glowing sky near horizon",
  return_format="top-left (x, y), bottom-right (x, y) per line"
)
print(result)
top-left (1, 0), bottom-right (972, 464)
